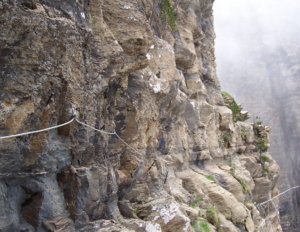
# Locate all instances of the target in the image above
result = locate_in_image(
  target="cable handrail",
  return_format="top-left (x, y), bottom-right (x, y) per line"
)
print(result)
top-left (0, 117), bottom-right (75, 139)
top-left (75, 118), bottom-right (116, 135)
top-left (0, 171), bottom-right (55, 178)
top-left (1, 116), bottom-right (300, 209)
top-left (256, 185), bottom-right (300, 206)
top-left (75, 117), bottom-right (143, 157)
top-left (0, 116), bottom-right (144, 177)
top-left (114, 130), bottom-right (143, 157)
top-left (1, 116), bottom-right (300, 210)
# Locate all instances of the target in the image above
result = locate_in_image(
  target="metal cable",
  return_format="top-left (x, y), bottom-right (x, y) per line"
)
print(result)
top-left (114, 130), bottom-right (144, 157)
top-left (0, 118), bottom-right (75, 140)
top-left (257, 185), bottom-right (300, 206)
top-left (0, 116), bottom-right (145, 177)
top-left (0, 171), bottom-right (55, 178)
top-left (75, 118), bottom-right (116, 135)
top-left (75, 118), bottom-right (143, 157)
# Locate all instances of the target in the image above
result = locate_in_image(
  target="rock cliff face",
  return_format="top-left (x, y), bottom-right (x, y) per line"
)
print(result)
top-left (0, 0), bottom-right (281, 231)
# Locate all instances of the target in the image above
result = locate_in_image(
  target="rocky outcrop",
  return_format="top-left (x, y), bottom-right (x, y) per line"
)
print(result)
top-left (0, 0), bottom-right (281, 231)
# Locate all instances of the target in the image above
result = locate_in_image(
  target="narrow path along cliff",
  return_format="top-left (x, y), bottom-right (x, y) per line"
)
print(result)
top-left (0, 1), bottom-right (282, 231)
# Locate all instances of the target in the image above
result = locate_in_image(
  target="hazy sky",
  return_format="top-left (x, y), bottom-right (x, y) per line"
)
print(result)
top-left (214, 0), bottom-right (300, 75)
top-left (213, 0), bottom-right (300, 120)
top-left (213, 2), bottom-right (300, 227)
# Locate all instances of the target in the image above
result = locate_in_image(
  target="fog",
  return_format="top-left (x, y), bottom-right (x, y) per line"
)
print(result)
top-left (215, 1), bottom-right (300, 71)
top-left (213, 0), bottom-right (300, 230)
top-left (214, 0), bottom-right (300, 95)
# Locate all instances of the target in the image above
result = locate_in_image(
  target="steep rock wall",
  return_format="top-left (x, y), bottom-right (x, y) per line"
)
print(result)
top-left (0, 0), bottom-right (281, 231)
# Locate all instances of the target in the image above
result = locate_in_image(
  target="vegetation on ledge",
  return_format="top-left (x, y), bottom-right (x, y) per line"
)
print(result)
top-left (159, 0), bottom-right (177, 32)
top-left (192, 217), bottom-right (211, 232)
top-left (221, 91), bottom-right (243, 123)
top-left (206, 206), bottom-right (221, 230)
top-left (206, 175), bottom-right (218, 184)
top-left (230, 167), bottom-right (251, 194)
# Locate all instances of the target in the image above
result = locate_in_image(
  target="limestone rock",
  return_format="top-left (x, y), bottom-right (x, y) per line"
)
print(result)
top-left (0, 0), bottom-right (281, 231)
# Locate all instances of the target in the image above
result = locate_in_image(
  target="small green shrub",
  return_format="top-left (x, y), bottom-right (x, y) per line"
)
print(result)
top-left (218, 139), bottom-right (222, 148)
top-left (231, 215), bottom-right (246, 227)
top-left (192, 135), bottom-right (197, 143)
top-left (230, 169), bottom-right (250, 194)
top-left (195, 197), bottom-right (202, 204)
top-left (225, 157), bottom-right (232, 167)
top-left (261, 155), bottom-right (270, 163)
top-left (256, 137), bottom-right (268, 152)
top-left (190, 193), bottom-right (202, 208)
top-left (264, 168), bottom-right (270, 174)
top-left (191, 221), bottom-right (199, 232)
top-left (224, 213), bottom-right (246, 227)
top-left (221, 91), bottom-right (232, 98)
top-left (237, 177), bottom-right (250, 194)
top-left (206, 175), bottom-right (218, 184)
top-left (159, 0), bottom-right (177, 32)
top-left (190, 203), bottom-right (197, 208)
top-left (241, 129), bottom-right (247, 141)
top-left (223, 135), bottom-right (231, 143)
top-left (200, 221), bottom-right (210, 232)
top-left (133, 210), bottom-right (137, 215)
top-left (89, 13), bottom-right (94, 27)
top-left (244, 201), bottom-right (253, 204)
top-left (206, 206), bottom-right (221, 229)
top-left (253, 116), bottom-right (263, 126)
top-left (253, 116), bottom-right (265, 136)
top-left (244, 201), bottom-right (254, 209)
top-left (191, 218), bottom-right (211, 232)
top-left (221, 91), bottom-right (243, 122)
top-left (228, 99), bottom-right (241, 122)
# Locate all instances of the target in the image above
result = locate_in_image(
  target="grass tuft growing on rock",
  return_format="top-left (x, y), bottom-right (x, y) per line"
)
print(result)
top-left (192, 218), bottom-right (211, 232)
top-left (244, 201), bottom-right (254, 209)
top-left (218, 138), bottom-right (222, 148)
top-left (190, 195), bottom-right (202, 208)
top-left (241, 129), bottom-right (248, 142)
top-left (206, 206), bottom-right (221, 229)
top-left (229, 99), bottom-right (241, 123)
top-left (206, 175), bottom-right (218, 184)
top-left (230, 169), bottom-right (250, 194)
top-left (231, 215), bottom-right (246, 227)
top-left (256, 138), bottom-right (268, 152)
top-left (159, 0), bottom-right (177, 32)
top-left (223, 134), bottom-right (231, 143)
top-left (221, 91), bottom-right (232, 98)
top-left (261, 155), bottom-right (270, 163)
top-left (221, 91), bottom-right (242, 122)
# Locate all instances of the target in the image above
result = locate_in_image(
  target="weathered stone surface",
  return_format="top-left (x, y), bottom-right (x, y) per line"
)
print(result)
top-left (218, 214), bottom-right (240, 232)
top-left (0, 0), bottom-right (281, 231)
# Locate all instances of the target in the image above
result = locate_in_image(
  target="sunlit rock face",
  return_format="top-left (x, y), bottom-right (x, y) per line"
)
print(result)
top-left (215, 0), bottom-right (300, 231)
top-left (0, 0), bottom-right (281, 231)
